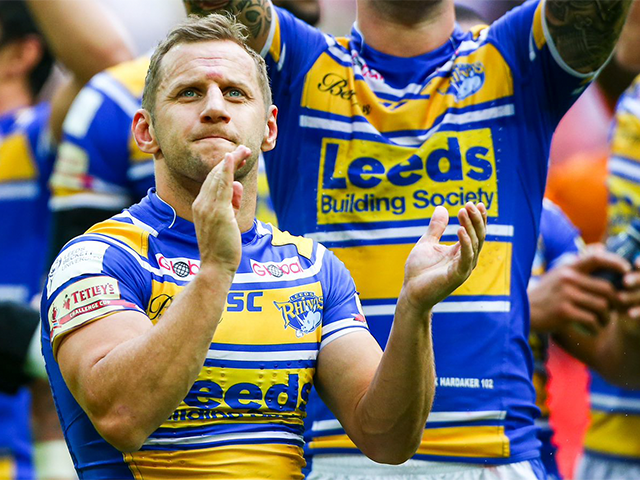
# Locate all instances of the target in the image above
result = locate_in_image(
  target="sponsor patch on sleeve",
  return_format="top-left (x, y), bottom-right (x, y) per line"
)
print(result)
top-left (48, 276), bottom-right (141, 355)
top-left (47, 241), bottom-right (109, 297)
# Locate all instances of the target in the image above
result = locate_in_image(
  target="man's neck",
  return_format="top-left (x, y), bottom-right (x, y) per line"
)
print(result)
top-left (155, 163), bottom-right (257, 234)
top-left (0, 81), bottom-right (33, 115)
top-left (356, 1), bottom-right (455, 58)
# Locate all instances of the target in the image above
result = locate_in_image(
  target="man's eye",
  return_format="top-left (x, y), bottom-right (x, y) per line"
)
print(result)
top-left (180, 89), bottom-right (198, 98)
top-left (226, 88), bottom-right (245, 98)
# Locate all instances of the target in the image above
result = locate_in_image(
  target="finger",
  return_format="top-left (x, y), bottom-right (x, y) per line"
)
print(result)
top-left (216, 152), bottom-right (236, 204)
top-left (563, 305), bottom-right (602, 336)
top-left (574, 249), bottom-right (631, 275)
top-left (227, 144), bottom-right (252, 171)
top-left (231, 181), bottom-right (243, 213)
top-left (617, 288), bottom-right (640, 308)
top-left (422, 206), bottom-right (449, 244)
top-left (465, 202), bottom-right (486, 251)
top-left (477, 202), bottom-right (488, 226)
top-left (457, 207), bottom-right (478, 256)
top-left (571, 272), bottom-right (618, 303)
top-left (572, 289), bottom-right (611, 327)
top-left (623, 270), bottom-right (640, 289)
top-left (456, 225), bottom-right (474, 271)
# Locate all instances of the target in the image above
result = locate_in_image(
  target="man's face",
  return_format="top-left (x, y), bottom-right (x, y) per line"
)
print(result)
top-left (150, 40), bottom-right (275, 185)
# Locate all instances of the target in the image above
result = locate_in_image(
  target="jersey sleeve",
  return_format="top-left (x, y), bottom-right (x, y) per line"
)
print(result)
top-left (50, 71), bottom-right (152, 213)
top-left (488, 0), bottom-right (595, 124)
top-left (540, 199), bottom-right (583, 270)
top-left (262, 6), bottom-right (328, 102)
top-left (607, 79), bottom-right (640, 236)
top-left (42, 236), bottom-right (149, 359)
top-left (318, 245), bottom-right (370, 350)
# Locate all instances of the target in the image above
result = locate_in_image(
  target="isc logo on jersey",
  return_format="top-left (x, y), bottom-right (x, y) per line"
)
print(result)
top-left (318, 129), bottom-right (498, 224)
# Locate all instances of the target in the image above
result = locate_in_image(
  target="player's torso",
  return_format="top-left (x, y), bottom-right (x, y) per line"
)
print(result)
top-left (588, 79), bottom-right (640, 463)
top-left (0, 104), bottom-right (53, 302)
top-left (272, 29), bottom-right (545, 462)
top-left (49, 208), bottom-right (335, 479)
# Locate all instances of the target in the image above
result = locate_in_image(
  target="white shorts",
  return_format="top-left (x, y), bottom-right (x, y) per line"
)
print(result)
top-left (307, 454), bottom-right (546, 480)
top-left (575, 452), bottom-right (640, 480)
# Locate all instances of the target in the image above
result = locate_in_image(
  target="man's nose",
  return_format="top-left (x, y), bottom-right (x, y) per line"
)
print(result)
top-left (200, 87), bottom-right (230, 123)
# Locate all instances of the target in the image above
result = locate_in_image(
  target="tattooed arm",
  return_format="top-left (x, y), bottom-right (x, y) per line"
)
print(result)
top-left (545, 0), bottom-right (633, 74)
top-left (183, 0), bottom-right (274, 53)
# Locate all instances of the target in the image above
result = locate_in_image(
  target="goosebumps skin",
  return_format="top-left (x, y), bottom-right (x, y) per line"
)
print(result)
top-left (545, 0), bottom-right (633, 73)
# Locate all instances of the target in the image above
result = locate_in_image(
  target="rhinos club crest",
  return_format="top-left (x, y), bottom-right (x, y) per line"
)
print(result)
top-left (274, 292), bottom-right (324, 337)
top-left (441, 62), bottom-right (486, 102)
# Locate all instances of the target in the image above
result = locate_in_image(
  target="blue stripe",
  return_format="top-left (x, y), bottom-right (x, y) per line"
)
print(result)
top-left (210, 342), bottom-right (319, 352)
top-left (151, 422), bottom-right (303, 439)
top-left (324, 49), bottom-right (353, 68)
top-left (140, 436), bottom-right (304, 451)
top-left (320, 234), bottom-right (512, 249)
top-left (203, 358), bottom-right (316, 370)
top-left (322, 325), bottom-right (368, 342)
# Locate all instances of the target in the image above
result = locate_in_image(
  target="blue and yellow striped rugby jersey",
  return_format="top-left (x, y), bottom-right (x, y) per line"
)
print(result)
top-left (529, 200), bottom-right (582, 478)
top-left (583, 74), bottom-right (640, 463)
top-left (50, 55), bottom-right (277, 226)
top-left (0, 102), bottom-right (55, 480)
top-left (41, 189), bottom-right (369, 479)
top-left (263, 0), bottom-right (593, 464)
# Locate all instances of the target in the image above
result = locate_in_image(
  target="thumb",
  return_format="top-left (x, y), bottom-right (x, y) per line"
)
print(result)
top-left (421, 206), bottom-right (449, 245)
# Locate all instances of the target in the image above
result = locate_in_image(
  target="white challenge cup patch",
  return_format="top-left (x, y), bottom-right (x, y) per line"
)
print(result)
top-left (48, 276), bottom-right (126, 339)
top-left (47, 241), bottom-right (109, 297)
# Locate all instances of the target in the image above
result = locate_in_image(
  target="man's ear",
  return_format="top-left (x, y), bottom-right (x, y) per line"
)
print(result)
top-left (261, 105), bottom-right (278, 153)
top-left (2, 36), bottom-right (42, 78)
top-left (132, 109), bottom-right (160, 155)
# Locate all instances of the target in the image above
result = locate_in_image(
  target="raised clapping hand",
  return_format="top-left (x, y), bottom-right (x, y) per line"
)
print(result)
top-left (192, 145), bottom-right (251, 275)
top-left (400, 203), bottom-right (488, 314)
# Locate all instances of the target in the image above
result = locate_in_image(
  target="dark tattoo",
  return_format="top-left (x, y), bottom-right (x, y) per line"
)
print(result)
top-left (184, 0), bottom-right (272, 42)
top-left (546, 0), bottom-right (632, 73)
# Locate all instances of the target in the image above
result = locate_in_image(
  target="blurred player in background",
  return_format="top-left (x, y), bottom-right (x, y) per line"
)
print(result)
top-left (0, 1), bottom-right (133, 478)
top-left (574, 47), bottom-right (640, 480)
top-left (528, 199), bottom-right (640, 479)
top-left (48, 0), bottom-right (320, 258)
top-left (188, 0), bottom-right (632, 478)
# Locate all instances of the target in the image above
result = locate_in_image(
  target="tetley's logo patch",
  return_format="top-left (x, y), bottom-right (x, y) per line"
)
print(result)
top-left (274, 292), bottom-right (324, 337)
top-left (442, 62), bottom-right (485, 101)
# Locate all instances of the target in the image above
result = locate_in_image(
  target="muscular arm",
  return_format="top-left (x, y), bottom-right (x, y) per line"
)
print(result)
top-left (545, 0), bottom-right (633, 74)
top-left (616, 0), bottom-right (640, 69)
top-left (316, 203), bottom-right (487, 464)
top-left (55, 149), bottom-right (247, 452)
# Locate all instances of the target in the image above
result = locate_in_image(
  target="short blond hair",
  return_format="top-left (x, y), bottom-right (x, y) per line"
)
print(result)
top-left (142, 14), bottom-right (271, 116)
